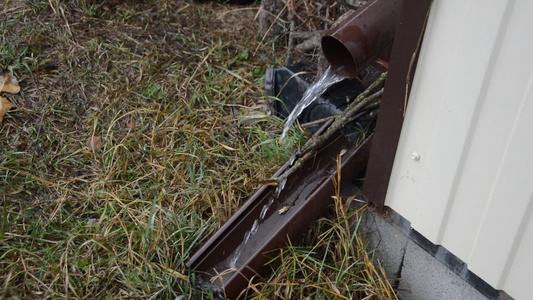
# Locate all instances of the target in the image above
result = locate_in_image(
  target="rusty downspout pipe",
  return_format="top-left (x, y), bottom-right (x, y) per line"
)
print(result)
top-left (321, 0), bottom-right (402, 79)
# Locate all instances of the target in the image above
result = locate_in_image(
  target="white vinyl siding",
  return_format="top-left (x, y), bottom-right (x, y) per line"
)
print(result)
top-left (385, 0), bottom-right (533, 299)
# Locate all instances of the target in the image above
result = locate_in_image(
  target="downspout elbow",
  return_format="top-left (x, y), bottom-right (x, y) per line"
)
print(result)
top-left (321, 0), bottom-right (402, 78)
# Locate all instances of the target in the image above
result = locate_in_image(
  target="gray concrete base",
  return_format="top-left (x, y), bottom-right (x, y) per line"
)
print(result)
top-left (398, 240), bottom-right (487, 300)
top-left (360, 208), bottom-right (511, 300)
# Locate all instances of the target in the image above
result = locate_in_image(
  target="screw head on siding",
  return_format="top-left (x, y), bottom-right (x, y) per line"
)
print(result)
top-left (411, 151), bottom-right (421, 161)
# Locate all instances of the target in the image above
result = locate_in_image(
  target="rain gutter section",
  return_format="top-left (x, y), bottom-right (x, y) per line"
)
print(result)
top-left (363, 0), bottom-right (433, 212)
top-left (186, 134), bottom-right (372, 299)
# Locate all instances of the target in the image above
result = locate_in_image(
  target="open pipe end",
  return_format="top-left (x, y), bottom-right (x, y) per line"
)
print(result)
top-left (321, 36), bottom-right (358, 79)
top-left (320, 0), bottom-right (401, 80)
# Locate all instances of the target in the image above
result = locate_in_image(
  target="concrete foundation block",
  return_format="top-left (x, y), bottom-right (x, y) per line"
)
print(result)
top-left (363, 212), bottom-right (408, 283)
top-left (398, 240), bottom-right (488, 300)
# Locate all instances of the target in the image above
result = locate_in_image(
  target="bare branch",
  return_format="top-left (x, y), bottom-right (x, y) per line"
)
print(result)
top-left (274, 72), bottom-right (387, 184)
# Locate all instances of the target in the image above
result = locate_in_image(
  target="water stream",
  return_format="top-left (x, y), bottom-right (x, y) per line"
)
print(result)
top-left (274, 176), bottom-right (287, 198)
top-left (280, 67), bottom-right (345, 141)
top-left (223, 162), bottom-right (334, 271)
top-left (212, 67), bottom-right (347, 281)
top-left (202, 133), bottom-right (348, 297)
top-left (196, 67), bottom-right (353, 295)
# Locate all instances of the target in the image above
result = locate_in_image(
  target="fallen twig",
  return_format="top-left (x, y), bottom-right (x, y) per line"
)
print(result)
top-left (270, 107), bottom-right (375, 134)
top-left (274, 72), bottom-right (387, 184)
top-left (270, 115), bottom-right (338, 134)
top-left (284, 11), bottom-right (297, 66)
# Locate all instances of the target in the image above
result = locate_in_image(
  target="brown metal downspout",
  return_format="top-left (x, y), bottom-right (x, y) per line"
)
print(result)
top-left (362, 0), bottom-right (433, 213)
top-left (321, 0), bottom-right (403, 79)
top-left (321, 0), bottom-right (433, 212)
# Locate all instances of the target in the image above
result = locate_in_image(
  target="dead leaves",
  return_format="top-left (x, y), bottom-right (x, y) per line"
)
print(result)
top-left (86, 136), bottom-right (102, 151)
top-left (0, 72), bottom-right (20, 94)
top-left (0, 70), bottom-right (20, 123)
top-left (0, 97), bottom-right (16, 123)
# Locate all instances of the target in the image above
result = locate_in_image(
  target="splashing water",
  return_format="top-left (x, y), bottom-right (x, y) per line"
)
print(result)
top-left (229, 245), bottom-right (241, 269)
top-left (243, 230), bottom-right (252, 244)
top-left (274, 176), bottom-right (287, 198)
top-left (289, 154), bottom-right (297, 166)
top-left (260, 204), bottom-right (269, 220)
top-left (280, 67), bottom-right (345, 141)
top-left (250, 220), bottom-right (259, 235)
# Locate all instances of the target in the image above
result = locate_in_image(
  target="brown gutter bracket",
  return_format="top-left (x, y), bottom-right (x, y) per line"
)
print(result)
top-left (362, 0), bottom-right (433, 213)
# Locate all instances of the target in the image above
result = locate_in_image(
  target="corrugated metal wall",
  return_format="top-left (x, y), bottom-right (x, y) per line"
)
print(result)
top-left (385, 0), bottom-right (532, 299)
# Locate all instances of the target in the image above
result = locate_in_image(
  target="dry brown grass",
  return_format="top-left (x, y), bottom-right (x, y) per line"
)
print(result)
top-left (1, 1), bottom-right (297, 298)
top-left (241, 155), bottom-right (396, 299)
top-left (1, 0), bottom-right (394, 299)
